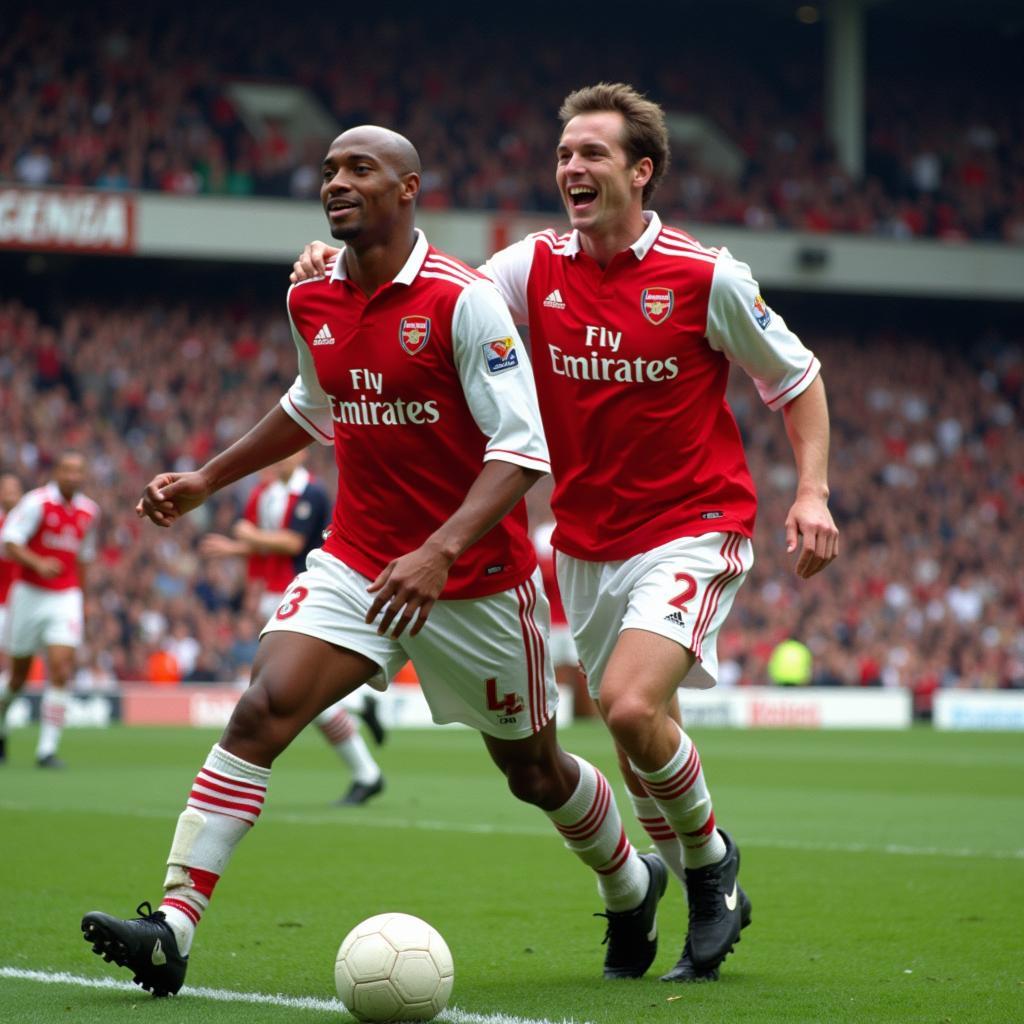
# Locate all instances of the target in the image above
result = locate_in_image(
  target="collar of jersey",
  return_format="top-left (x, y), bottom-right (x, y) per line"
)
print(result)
top-left (286, 466), bottom-right (311, 495)
top-left (563, 210), bottom-right (662, 261)
top-left (329, 229), bottom-right (429, 286)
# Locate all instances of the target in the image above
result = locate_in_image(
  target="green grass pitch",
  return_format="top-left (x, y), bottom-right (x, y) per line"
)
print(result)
top-left (1, 722), bottom-right (1022, 1023)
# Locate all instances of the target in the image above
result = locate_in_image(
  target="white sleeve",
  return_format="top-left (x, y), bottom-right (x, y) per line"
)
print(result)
top-left (477, 237), bottom-right (536, 326)
top-left (706, 249), bottom-right (820, 411)
top-left (0, 492), bottom-right (43, 546)
top-left (79, 507), bottom-right (99, 563)
top-left (452, 279), bottom-right (551, 474)
top-left (279, 294), bottom-right (334, 446)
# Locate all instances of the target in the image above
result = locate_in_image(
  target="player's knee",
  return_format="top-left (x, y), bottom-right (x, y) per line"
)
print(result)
top-left (46, 652), bottom-right (74, 685)
top-left (603, 693), bottom-right (659, 753)
top-left (224, 683), bottom-right (273, 742)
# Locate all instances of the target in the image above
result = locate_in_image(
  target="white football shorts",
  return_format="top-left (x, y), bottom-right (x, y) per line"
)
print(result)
top-left (0, 603), bottom-right (7, 653)
top-left (556, 532), bottom-right (753, 698)
top-left (548, 623), bottom-right (578, 669)
top-left (258, 590), bottom-right (286, 621)
top-left (260, 549), bottom-right (558, 739)
top-left (5, 581), bottom-right (84, 657)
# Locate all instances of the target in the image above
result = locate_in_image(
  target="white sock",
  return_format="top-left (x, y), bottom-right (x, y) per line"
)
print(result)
top-left (36, 687), bottom-right (69, 759)
top-left (546, 755), bottom-right (649, 911)
top-left (627, 790), bottom-right (687, 888)
top-left (160, 744), bottom-right (270, 955)
top-left (317, 703), bottom-right (381, 785)
top-left (631, 725), bottom-right (727, 870)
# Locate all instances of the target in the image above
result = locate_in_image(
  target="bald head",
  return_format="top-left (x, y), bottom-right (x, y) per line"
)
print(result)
top-left (331, 125), bottom-right (421, 177)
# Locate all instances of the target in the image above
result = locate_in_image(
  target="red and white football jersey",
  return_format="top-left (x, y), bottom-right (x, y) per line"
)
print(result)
top-left (0, 510), bottom-right (18, 602)
top-left (0, 482), bottom-right (99, 590)
top-left (282, 230), bottom-right (550, 600)
top-left (243, 465), bottom-right (307, 596)
top-left (481, 211), bottom-right (820, 561)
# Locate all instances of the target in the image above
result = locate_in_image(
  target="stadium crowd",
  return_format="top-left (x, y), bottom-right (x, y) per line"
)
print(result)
top-left (2, 7), bottom-right (1022, 243)
top-left (2, 292), bottom-right (1021, 704)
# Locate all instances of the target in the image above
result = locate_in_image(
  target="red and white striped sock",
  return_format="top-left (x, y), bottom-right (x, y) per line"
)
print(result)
top-left (627, 790), bottom-right (687, 887)
top-left (36, 688), bottom-right (69, 759)
top-left (631, 725), bottom-right (727, 870)
top-left (316, 703), bottom-right (381, 785)
top-left (546, 755), bottom-right (649, 911)
top-left (159, 744), bottom-right (270, 955)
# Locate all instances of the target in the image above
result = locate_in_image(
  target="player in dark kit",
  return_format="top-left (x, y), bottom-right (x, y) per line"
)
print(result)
top-left (81, 125), bottom-right (669, 998)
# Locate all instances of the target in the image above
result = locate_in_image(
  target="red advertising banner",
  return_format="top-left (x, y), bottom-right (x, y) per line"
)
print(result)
top-left (0, 187), bottom-right (136, 254)
top-left (121, 685), bottom-right (244, 727)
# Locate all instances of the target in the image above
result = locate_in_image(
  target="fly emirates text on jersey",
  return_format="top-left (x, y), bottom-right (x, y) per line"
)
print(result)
top-left (549, 324), bottom-right (680, 384)
top-left (328, 368), bottom-right (440, 427)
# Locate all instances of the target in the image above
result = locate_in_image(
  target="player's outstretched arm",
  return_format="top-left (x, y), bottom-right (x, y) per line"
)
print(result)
top-left (781, 374), bottom-right (840, 578)
top-left (366, 461), bottom-right (545, 640)
top-left (137, 406), bottom-right (314, 528)
top-left (232, 518), bottom-right (305, 555)
top-left (290, 241), bottom-right (340, 283)
top-left (3, 541), bottom-right (62, 578)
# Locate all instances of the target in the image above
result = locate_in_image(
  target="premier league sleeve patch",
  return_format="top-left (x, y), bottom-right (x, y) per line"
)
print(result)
top-left (753, 294), bottom-right (772, 330)
top-left (482, 337), bottom-right (519, 373)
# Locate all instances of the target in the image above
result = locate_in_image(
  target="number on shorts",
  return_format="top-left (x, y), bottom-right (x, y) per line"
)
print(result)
top-left (276, 585), bottom-right (309, 620)
top-left (668, 573), bottom-right (698, 612)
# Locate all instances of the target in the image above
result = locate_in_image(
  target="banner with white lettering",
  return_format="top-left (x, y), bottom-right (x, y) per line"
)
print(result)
top-left (0, 187), bottom-right (136, 254)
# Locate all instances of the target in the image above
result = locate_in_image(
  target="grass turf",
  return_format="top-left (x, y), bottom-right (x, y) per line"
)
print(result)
top-left (0, 722), bottom-right (1022, 1023)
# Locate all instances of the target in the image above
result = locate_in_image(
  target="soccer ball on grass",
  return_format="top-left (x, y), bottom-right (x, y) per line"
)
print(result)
top-left (335, 912), bottom-right (454, 1023)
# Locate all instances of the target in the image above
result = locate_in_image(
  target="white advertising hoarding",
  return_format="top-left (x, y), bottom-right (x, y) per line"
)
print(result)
top-left (933, 691), bottom-right (1024, 731)
top-left (676, 686), bottom-right (912, 730)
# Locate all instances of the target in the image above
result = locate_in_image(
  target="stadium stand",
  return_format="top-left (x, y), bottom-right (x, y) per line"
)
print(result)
top-left (2, 5), bottom-right (1021, 241)
top-left (3, 278), bottom-right (1021, 700)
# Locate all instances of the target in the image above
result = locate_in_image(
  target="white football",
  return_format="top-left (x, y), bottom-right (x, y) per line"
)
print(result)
top-left (335, 912), bottom-right (454, 1023)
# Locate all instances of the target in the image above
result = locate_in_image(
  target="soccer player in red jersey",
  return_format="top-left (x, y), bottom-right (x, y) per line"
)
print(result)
top-left (295, 83), bottom-right (839, 982)
top-left (0, 453), bottom-right (99, 768)
top-left (0, 471), bottom-right (25, 763)
top-left (202, 451), bottom-right (387, 805)
top-left (81, 125), bottom-right (667, 998)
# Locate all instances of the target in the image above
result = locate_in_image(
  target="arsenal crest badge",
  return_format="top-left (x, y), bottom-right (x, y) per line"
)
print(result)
top-left (399, 315), bottom-right (431, 355)
top-left (641, 287), bottom-right (674, 326)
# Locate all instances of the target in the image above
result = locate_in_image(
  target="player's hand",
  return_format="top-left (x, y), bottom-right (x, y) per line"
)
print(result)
top-left (289, 241), bottom-right (339, 283)
top-left (200, 533), bottom-right (241, 557)
top-left (785, 494), bottom-right (839, 579)
top-left (35, 556), bottom-right (64, 579)
top-left (232, 519), bottom-right (259, 542)
top-left (365, 544), bottom-right (452, 639)
top-left (136, 471), bottom-right (212, 528)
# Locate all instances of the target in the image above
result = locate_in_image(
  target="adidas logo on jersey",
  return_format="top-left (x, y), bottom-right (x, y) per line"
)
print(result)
top-left (313, 324), bottom-right (335, 346)
top-left (663, 611), bottom-right (686, 628)
top-left (543, 289), bottom-right (566, 310)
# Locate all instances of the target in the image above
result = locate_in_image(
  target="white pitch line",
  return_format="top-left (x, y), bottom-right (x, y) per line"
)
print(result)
top-left (0, 968), bottom-right (595, 1024)
top-left (2, 799), bottom-right (1022, 861)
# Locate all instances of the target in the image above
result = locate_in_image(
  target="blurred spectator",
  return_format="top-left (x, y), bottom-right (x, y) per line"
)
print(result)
top-left (767, 639), bottom-right (813, 686)
top-left (1, 6), bottom-right (1021, 242)
top-left (2, 282), bottom-right (1021, 696)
